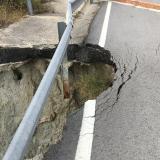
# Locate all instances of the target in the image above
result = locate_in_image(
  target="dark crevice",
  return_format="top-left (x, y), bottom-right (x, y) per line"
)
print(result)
top-left (116, 56), bottom-right (138, 101)
top-left (67, 44), bottom-right (116, 109)
top-left (12, 68), bottom-right (23, 81)
top-left (0, 47), bottom-right (56, 64)
top-left (1, 43), bottom-right (117, 115)
top-left (96, 56), bottom-right (139, 121)
top-left (68, 44), bottom-right (116, 68)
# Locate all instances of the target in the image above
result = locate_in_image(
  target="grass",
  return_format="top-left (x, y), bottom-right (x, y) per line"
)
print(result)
top-left (71, 63), bottom-right (114, 105)
top-left (32, 0), bottom-right (47, 13)
top-left (0, 0), bottom-right (46, 28)
top-left (0, 5), bottom-right (26, 28)
top-left (77, 73), bottom-right (108, 100)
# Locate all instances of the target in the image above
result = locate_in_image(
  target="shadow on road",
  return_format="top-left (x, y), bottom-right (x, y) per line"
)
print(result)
top-left (43, 108), bottom-right (83, 160)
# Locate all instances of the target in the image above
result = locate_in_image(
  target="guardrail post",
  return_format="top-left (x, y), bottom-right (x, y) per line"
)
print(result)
top-left (27, 0), bottom-right (33, 15)
top-left (58, 22), bottom-right (70, 99)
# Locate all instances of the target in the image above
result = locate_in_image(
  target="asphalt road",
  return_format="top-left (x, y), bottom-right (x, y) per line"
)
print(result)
top-left (43, 109), bottom-right (83, 160)
top-left (87, 2), bottom-right (160, 160)
top-left (44, 1), bottom-right (160, 160)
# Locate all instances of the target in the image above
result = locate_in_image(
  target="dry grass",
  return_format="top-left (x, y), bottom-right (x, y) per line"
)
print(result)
top-left (0, 5), bottom-right (26, 28)
top-left (32, 0), bottom-right (47, 13)
top-left (76, 70), bottom-right (113, 102)
top-left (0, 0), bottom-right (46, 28)
top-left (77, 73), bottom-right (107, 99)
top-left (71, 63), bottom-right (114, 106)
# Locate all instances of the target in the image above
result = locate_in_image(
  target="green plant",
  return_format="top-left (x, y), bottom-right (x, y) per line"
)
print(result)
top-left (76, 72), bottom-right (109, 101)
top-left (73, 63), bottom-right (114, 104)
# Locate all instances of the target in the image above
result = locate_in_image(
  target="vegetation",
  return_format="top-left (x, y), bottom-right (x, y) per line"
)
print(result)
top-left (70, 63), bottom-right (114, 106)
top-left (0, 0), bottom-right (45, 28)
top-left (77, 73), bottom-right (108, 99)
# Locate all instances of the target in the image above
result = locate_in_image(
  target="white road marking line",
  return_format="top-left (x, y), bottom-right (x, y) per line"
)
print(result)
top-left (75, 100), bottom-right (96, 160)
top-left (113, 1), bottom-right (160, 13)
top-left (75, 2), bottom-right (112, 159)
top-left (75, 1), bottom-right (159, 160)
top-left (99, 1), bottom-right (112, 47)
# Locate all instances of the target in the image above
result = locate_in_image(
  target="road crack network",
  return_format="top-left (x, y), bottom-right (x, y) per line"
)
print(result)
top-left (116, 55), bottom-right (138, 101)
top-left (96, 56), bottom-right (139, 120)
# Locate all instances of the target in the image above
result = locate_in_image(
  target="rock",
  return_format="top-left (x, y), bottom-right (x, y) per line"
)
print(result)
top-left (0, 60), bottom-right (70, 159)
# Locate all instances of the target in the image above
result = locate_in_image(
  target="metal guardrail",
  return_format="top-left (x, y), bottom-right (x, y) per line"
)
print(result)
top-left (3, 0), bottom-right (76, 160)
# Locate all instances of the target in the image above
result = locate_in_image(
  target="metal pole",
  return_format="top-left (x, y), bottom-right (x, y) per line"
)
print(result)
top-left (66, 2), bottom-right (73, 25)
top-left (27, 0), bottom-right (33, 15)
top-left (58, 22), bottom-right (70, 98)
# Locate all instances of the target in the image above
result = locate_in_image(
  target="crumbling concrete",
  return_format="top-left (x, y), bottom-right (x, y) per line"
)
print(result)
top-left (0, 1), bottom-right (102, 159)
top-left (0, 60), bottom-right (70, 159)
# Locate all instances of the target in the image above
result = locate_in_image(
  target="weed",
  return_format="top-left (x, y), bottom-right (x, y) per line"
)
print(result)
top-left (70, 63), bottom-right (114, 106)
top-left (0, 0), bottom-right (46, 28)
top-left (0, 5), bottom-right (26, 28)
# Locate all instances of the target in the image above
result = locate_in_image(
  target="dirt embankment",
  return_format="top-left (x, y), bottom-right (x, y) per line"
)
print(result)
top-left (0, 44), bottom-right (116, 159)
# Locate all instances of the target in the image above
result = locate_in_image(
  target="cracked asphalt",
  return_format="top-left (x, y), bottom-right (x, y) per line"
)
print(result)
top-left (87, 2), bottom-right (160, 160)
top-left (44, 1), bottom-right (160, 160)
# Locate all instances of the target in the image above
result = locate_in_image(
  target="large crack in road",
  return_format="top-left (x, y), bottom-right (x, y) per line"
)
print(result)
top-left (89, 2), bottom-right (160, 160)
